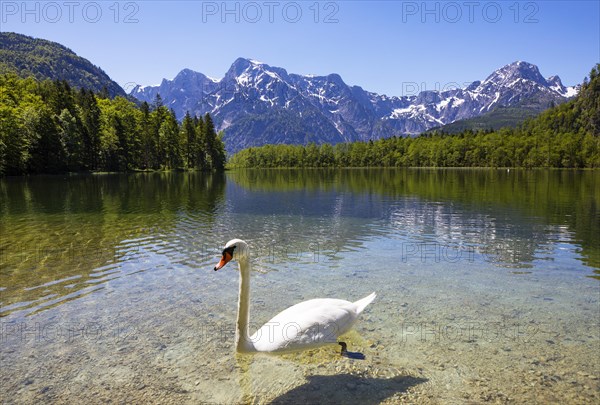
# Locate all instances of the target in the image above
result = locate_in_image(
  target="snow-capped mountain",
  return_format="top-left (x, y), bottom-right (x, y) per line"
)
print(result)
top-left (130, 59), bottom-right (578, 153)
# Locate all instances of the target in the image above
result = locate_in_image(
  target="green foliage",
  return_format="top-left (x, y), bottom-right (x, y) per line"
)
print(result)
top-left (0, 32), bottom-right (126, 98)
top-left (229, 65), bottom-right (600, 169)
top-left (203, 113), bottom-right (226, 170)
top-left (0, 74), bottom-right (225, 175)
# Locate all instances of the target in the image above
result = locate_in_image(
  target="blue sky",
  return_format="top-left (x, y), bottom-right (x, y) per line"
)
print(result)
top-left (2, 1), bottom-right (598, 96)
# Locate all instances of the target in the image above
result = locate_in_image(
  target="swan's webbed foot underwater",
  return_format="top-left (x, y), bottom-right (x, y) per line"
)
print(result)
top-left (339, 342), bottom-right (366, 360)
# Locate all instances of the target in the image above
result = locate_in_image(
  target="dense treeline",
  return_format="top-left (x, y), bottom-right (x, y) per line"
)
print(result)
top-left (228, 130), bottom-right (598, 169)
top-left (0, 74), bottom-right (225, 175)
top-left (229, 65), bottom-right (600, 169)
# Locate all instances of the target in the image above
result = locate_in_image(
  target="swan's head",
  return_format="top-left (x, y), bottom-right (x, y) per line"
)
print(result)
top-left (214, 239), bottom-right (249, 271)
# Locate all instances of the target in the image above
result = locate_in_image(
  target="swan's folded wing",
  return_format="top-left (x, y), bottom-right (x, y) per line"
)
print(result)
top-left (251, 301), bottom-right (358, 352)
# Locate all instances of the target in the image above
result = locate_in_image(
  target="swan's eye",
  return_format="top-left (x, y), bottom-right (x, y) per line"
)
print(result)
top-left (214, 246), bottom-right (236, 271)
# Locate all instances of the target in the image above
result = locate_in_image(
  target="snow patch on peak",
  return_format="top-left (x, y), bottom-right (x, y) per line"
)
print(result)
top-left (132, 84), bottom-right (159, 92)
top-left (564, 86), bottom-right (579, 98)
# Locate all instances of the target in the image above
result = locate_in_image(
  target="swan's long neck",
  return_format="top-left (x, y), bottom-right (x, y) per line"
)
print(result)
top-left (236, 257), bottom-right (255, 352)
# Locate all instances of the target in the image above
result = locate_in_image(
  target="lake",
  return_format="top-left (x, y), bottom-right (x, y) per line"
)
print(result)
top-left (1, 169), bottom-right (598, 403)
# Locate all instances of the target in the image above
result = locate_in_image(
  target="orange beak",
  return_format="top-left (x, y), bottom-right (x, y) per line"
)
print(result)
top-left (214, 251), bottom-right (233, 271)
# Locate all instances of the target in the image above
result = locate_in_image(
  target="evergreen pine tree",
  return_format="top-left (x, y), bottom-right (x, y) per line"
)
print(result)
top-left (195, 115), bottom-right (206, 170)
top-left (77, 89), bottom-right (101, 170)
top-left (203, 113), bottom-right (225, 170)
top-left (182, 111), bottom-right (196, 168)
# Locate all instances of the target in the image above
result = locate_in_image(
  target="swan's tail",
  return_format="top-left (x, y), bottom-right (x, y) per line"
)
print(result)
top-left (354, 292), bottom-right (376, 314)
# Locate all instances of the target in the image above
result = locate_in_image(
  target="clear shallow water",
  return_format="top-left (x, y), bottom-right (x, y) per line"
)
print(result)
top-left (1, 169), bottom-right (599, 404)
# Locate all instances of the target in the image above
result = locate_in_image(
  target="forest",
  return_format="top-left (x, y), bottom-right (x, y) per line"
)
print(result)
top-left (0, 75), bottom-right (226, 175)
top-left (1, 64), bottom-right (598, 174)
top-left (229, 65), bottom-right (600, 169)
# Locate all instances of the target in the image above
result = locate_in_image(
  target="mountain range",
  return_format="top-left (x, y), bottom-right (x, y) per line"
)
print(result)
top-left (131, 58), bottom-right (578, 153)
top-left (0, 33), bottom-right (580, 154)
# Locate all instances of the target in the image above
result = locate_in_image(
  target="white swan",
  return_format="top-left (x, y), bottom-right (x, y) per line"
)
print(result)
top-left (214, 239), bottom-right (376, 354)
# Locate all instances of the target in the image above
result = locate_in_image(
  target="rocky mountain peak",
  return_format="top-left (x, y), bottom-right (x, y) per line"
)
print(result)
top-left (483, 61), bottom-right (548, 87)
top-left (546, 75), bottom-right (565, 92)
top-left (227, 57), bottom-right (255, 74)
